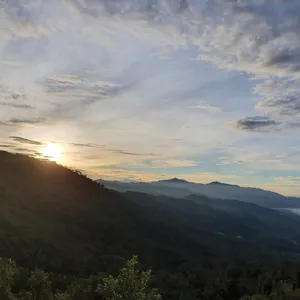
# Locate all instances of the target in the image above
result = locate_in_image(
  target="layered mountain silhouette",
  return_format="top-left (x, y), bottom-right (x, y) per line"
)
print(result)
top-left (98, 178), bottom-right (300, 208)
top-left (2, 150), bottom-right (300, 276)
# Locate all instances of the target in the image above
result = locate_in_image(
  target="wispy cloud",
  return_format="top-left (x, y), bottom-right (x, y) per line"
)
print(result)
top-left (263, 176), bottom-right (300, 196)
top-left (1, 0), bottom-right (300, 195)
top-left (10, 118), bottom-right (45, 125)
top-left (0, 101), bottom-right (34, 109)
top-left (189, 102), bottom-right (224, 114)
top-left (110, 150), bottom-right (158, 157)
top-left (9, 136), bottom-right (43, 146)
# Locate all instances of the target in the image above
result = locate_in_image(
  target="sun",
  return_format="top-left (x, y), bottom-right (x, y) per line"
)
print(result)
top-left (43, 143), bottom-right (62, 163)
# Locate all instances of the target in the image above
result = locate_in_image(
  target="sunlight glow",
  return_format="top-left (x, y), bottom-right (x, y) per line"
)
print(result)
top-left (43, 143), bottom-right (62, 163)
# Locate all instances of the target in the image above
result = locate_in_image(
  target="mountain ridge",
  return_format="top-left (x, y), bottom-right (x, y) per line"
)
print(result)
top-left (2, 150), bottom-right (300, 276)
top-left (98, 178), bottom-right (300, 208)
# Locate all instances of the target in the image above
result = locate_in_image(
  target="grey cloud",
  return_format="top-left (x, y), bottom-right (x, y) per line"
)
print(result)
top-left (71, 143), bottom-right (97, 148)
top-left (85, 0), bottom-right (189, 15)
top-left (258, 95), bottom-right (300, 116)
top-left (14, 147), bottom-right (36, 153)
top-left (189, 1), bottom-right (300, 118)
top-left (235, 116), bottom-right (281, 131)
top-left (6, 93), bottom-right (27, 101)
top-left (288, 122), bottom-right (300, 129)
top-left (0, 101), bottom-right (34, 109)
top-left (0, 121), bottom-right (12, 127)
top-left (255, 80), bottom-right (300, 116)
top-left (44, 75), bottom-right (126, 119)
top-left (92, 0), bottom-right (300, 78)
top-left (266, 49), bottom-right (300, 72)
top-left (111, 149), bottom-right (157, 156)
top-left (2, 0), bottom-right (300, 136)
top-left (9, 136), bottom-right (43, 145)
top-left (10, 118), bottom-right (45, 124)
top-left (0, 144), bottom-right (15, 148)
top-left (290, 177), bottom-right (300, 183)
top-left (235, 116), bottom-right (300, 131)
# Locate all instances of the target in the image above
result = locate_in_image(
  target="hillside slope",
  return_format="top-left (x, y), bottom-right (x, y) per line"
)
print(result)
top-left (0, 151), bottom-right (203, 274)
top-left (2, 151), bottom-right (300, 277)
top-left (124, 191), bottom-right (300, 261)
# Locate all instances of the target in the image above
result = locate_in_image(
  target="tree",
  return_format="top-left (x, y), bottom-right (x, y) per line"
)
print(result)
top-left (28, 269), bottom-right (52, 300)
top-left (239, 295), bottom-right (269, 300)
top-left (97, 256), bottom-right (161, 300)
top-left (16, 290), bottom-right (33, 300)
top-left (270, 280), bottom-right (293, 300)
top-left (0, 258), bottom-right (16, 300)
top-left (54, 292), bottom-right (72, 300)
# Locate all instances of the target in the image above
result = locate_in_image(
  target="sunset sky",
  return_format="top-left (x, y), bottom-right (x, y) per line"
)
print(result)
top-left (1, 0), bottom-right (300, 195)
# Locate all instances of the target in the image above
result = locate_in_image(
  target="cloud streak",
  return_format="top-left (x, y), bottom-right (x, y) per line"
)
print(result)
top-left (9, 136), bottom-right (43, 146)
top-left (1, 0), bottom-right (300, 195)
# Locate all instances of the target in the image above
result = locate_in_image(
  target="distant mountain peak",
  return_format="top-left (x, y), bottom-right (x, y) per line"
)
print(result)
top-left (159, 178), bottom-right (190, 184)
top-left (208, 181), bottom-right (239, 187)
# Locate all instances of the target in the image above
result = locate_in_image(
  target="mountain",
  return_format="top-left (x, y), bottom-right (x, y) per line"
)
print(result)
top-left (98, 178), bottom-right (300, 208)
top-left (123, 191), bottom-right (300, 262)
top-left (2, 150), bottom-right (300, 278)
top-left (157, 177), bottom-right (190, 184)
top-left (208, 181), bottom-right (239, 187)
top-left (0, 151), bottom-right (204, 274)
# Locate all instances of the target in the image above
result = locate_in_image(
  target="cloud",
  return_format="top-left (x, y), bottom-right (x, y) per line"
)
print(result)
top-left (9, 118), bottom-right (45, 125)
top-left (255, 79), bottom-right (300, 117)
top-left (13, 147), bottom-right (37, 153)
top-left (70, 143), bottom-right (97, 148)
top-left (234, 116), bottom-right (300, 132)
top-left (111, 150), bottom-right (158, 156)
top-left (0, 143), bottom-right (15, 148)
top-left (74, 0), bottom-right (300, 123)
top-left (275, 176), bottom-right (300, 184)
top-left (1, 0), bottom-right (300, 196)
top-left (0, 122), bottom-right (12, 127)
top-left (9, 136), bottom-right (43, 145)
top-left (0, 101), bottom-right (34, 109)
top-left (263, 176), bottom-right (300, 196)
top-left (223, 143), bottom-right (300, 172)
top-left (235, 116), bottom-right (281, 132)
top-left (189, 102), bottom-right (224, 114)
top-left (147, 159), bottom-right (199, 168)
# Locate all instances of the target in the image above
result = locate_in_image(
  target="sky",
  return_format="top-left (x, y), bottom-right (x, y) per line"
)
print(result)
top-left (1, 0), bottom-right (300, 196)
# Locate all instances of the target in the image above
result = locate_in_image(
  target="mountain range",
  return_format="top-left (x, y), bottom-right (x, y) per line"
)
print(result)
top-left (2, 150), bottom-right (300, 277)
top-left (97, 177), bottom-right (300, 209)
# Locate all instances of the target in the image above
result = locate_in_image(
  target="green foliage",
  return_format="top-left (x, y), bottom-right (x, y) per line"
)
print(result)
top-left (239, 295), bottom-right (269, 300)
top-left (29, 269), bottom-right (52, 300)
top-left (54, 292), bottom-right (72, 300)
top-left (16, 290), bottom-right (33, 300)
top-left (0, 257), bottom-right (162, 300)
top-left (0, 255), bottom-right (300, 300)
top-left (97, 256), bottom-right (161, 300)
top-left (0, 258), bottom-right (16, 300)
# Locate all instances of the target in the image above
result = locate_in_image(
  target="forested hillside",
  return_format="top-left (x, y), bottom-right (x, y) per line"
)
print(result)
top-left (2, 151), bottom-right (300, 299)
top-left (0, 151), bottom-right (202, 275)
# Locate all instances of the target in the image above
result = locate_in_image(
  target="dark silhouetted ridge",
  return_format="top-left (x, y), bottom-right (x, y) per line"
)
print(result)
top-left (156, 177), bottom-right (190, 184)
top-left (0, 151), bottom-right (202, 274)
top-left (208, 181), bottom-right (239, 187)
